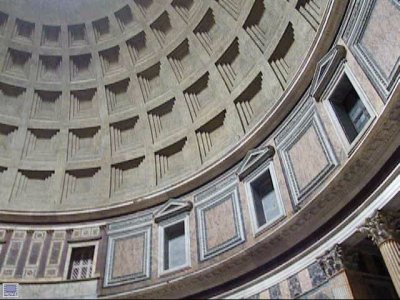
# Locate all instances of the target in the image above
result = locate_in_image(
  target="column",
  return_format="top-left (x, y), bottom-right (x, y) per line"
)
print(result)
top-left (359, 210), bottom-right (400, 296)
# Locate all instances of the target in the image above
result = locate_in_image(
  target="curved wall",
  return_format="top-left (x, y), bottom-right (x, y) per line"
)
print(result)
top-left (0, 0), bottom-right (399, 299)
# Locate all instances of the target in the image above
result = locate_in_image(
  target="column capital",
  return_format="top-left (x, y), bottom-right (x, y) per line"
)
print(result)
top-left (358, 210), bottom-right (400, 246)
top-left (317, 244), bottom-right (344, 277)
top-left (317, 244), bottom-right (359, 278)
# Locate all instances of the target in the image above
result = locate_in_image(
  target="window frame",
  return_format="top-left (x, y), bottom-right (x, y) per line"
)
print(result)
top-left (63, 241), bottom-right (98, 280)
top-left (323, 63), bottom-right (376, 155)
top-left (244, 160), bottom-right (286, 236)
top-left (157, 213), bottom-right (191, 276)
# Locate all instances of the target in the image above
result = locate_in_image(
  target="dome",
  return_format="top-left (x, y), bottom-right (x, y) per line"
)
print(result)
top-left (0, 0), bottom-right (399, 299)
top-left (0, 0), bottom-right (313, 219)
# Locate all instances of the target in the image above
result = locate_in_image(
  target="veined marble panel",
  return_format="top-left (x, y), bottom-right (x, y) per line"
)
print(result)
top-left (104, 217), bottom-right (152, 287)
top-left (349, 0), bottom-right (400, 99)
top-left (275, 98), bottom-right (337, 207)
top-left (195, 183), bottom-right (245, 261)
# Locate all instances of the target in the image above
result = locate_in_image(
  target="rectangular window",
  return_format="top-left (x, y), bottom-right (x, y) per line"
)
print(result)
top-left (163, 221), bottom-right (186, 271)
top-left (329, 74), bottom-right (370, 143)
top-left (325, 66), bottom-right (375, 152)
top-left (158, 214), bottom-right (190, 275)
top-left (67, 246), bottom-right (94, 280)
top-left (245, 163), bottom-right (285, 235)
top-left (251, 169), bottom-right (281, 228)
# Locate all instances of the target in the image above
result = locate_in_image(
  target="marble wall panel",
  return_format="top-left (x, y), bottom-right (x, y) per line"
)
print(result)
top-left (195, 183), bottom-right (245, 261)
top-left (104, 217), bottom-right (152, 287)
top-left (349, 0), bottom-right (400, 98)
top-left (275, 99), bottom-right (337, 207)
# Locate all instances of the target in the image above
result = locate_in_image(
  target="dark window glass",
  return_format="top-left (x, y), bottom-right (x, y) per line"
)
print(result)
top-left (164, 222), bottom-right (186, 270)
top-left (250, 169), bottom-right (280, 228)
top-left (330, 75), bottom-right (370, 143)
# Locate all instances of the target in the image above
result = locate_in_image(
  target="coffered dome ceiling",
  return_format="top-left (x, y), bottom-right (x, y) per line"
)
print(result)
top-left (0, 0), bottom-right (329, 219)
